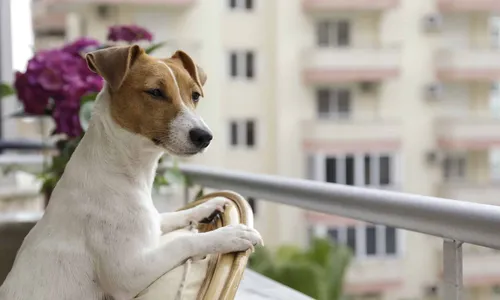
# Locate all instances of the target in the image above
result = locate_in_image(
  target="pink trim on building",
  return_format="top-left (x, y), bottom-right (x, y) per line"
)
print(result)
top-left (437, 0), bottom-right (500, 12)
top-left (33, 13), bottom-right (66, 30)
top-left (465, 275), bottom-right (500, 287)
top-left (438, 139), bottom-right (500, 150)
top-left (303, 0), bottom-right (400, 11)
top-left (305, 212), bottom-right (365, 226)
top-left (304, 140), bottom-right (401, 153)
top-left (344, 280), bottom-right (402, 294)
top-left (40, 0), bottom-right (194, 5)
top-left (303, 69), bottom-right (399, 84)
top-left (437, 69), bottom-right (500, 81)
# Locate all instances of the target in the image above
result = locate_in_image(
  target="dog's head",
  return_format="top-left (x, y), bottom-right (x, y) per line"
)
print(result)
top-left (85, 44), bottom-right (212, 156)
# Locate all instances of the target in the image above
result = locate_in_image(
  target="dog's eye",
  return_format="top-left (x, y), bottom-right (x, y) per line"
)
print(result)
top-left (192, 92), bottom-right (201, 103)
top-left (146, 88), bottom-right (165, 99)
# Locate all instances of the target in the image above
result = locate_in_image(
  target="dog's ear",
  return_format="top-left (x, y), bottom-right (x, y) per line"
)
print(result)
top-left (171, 50), bottom-right (207, 96)
top-left (86, 45), bottom-right (144, 91)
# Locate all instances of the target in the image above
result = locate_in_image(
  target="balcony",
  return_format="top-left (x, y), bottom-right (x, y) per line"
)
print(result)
top-left (438, 182), bottom-right (500, 206)
top-left (32, 12), bottom-right (66, 31)
top-left (436, 0), bottom-right (500, 13)
top-left (345, 260), bottom-right (402, 294)
top-left (169, 164), bottom-right (500, 299)
top-left (2, 155), bottom-right (500, 298)
top-left (302, 119), bottom-right (401, 152)
top-left (464, 251), bottom-right (500, 287)
top-left (436, 245), bottom-right (500, 287)
top-left (435, 49), bottom-right (500, 81)
top-left (302, 0), bottom-right (400, 12)
top-left (436, 116), bottom-right (500, 150)
top-left (302, 48), bottom-right (400, 84)
top-left (37, 0), bottom-right (196, 11)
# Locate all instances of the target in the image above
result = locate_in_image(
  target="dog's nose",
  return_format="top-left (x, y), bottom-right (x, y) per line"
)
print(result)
top-left (189, 128), bottom-right (213, 148)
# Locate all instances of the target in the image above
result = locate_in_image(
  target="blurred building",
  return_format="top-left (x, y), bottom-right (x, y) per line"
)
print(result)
top-left (26, 0), bottom-right (500, 299)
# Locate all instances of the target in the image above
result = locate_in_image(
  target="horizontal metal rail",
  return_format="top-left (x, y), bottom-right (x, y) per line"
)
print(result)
top-left (172, 164), bottom-right (500, 251)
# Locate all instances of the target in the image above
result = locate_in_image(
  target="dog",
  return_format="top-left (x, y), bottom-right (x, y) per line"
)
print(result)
top-left (0, 45), bottom-right (263, 300)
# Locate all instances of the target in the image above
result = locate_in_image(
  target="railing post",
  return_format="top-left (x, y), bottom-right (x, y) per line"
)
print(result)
top-left (443, 239), bottom-right (463, 300)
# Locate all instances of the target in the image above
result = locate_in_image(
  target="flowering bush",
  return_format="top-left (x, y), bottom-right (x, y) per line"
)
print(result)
top-left (14, 38), bottom-right (103, 137)
top-left (107, 25), bottom-right (153, 43)
top-left (2, 25), bottom-right (179, 200)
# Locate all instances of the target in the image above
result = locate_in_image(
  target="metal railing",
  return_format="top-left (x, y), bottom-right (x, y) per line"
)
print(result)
top-left (171, 164), bottom-right (500, 300)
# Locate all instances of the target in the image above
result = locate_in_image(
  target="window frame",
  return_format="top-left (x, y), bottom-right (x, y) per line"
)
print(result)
top-left (228, 50), bottom-right (256, 80)
top-left (228, 119), bottom-right (257, 148)
top-left (317, 153), bottom-right (396, 188)
top-left (316, 19), bottom-right (351, 48)
top-left (228, 0), bottom-right (254, 11)
top-left (313, 224), bottom-right (401, 259)
top-left (442, 152), bottom-right (466, 181)
top-left (316, 88), bottom-right (352, 119)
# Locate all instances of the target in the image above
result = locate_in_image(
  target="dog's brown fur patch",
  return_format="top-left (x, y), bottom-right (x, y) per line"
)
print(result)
top-left (86, 45), bottom-right (206, 144)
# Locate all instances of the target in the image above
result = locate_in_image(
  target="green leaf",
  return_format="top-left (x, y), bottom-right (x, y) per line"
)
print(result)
top-left (0, 83), bottom-right (15, 99)
top-left (80, 92), bottom-right (98, 105)
top-left (193, 187), bottom-right (204, 201)
top-left (145, 42), bottom-right (166, 55)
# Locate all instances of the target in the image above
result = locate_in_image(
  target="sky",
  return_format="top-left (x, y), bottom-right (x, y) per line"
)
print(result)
top-left (10, 0), bottom-right (34, 72)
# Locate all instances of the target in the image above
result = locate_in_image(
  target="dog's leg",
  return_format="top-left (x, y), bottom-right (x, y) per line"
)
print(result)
top-left (90, 223), bottom-right (262, 299)
top-left (160, 197), bottom-right (230, 233)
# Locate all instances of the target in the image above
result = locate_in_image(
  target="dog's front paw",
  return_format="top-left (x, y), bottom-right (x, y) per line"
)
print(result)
top-left (191, 197), bottom-right (231, 223)
top-left (206, 224), bottom-right (264, 253)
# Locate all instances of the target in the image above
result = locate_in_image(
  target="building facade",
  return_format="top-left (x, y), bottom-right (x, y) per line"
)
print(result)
top-left (30, 0), bottom-right (500, 299)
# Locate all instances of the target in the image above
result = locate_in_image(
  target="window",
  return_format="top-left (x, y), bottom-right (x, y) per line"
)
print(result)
top-left (365, 226), bottom-right (377, 255)
top-left (385, 226), bottom-right (397, 255)
top-left (364, 155), bottom-right (371, 185)
top-left (346, 227), bottom-right (356, 253)
top-left (318, 225), bottom-right (400, 258)
top-left (316, 88), bottom-right (352, 119)
top-left (327, 228), bottom-right (338, 242)
top-left (229, 0), bottom-right (254, 11)
top-left (245, 120), bottom-right (255, 146)
top-left (320, 153), bottom-right (395, 187)
top-left (379, 155), bottom-right (391, 186)
top-left (230, 53), bottom-right (238, 77)
top-left (316, 20), bottom-right (351, 47)
top-left (229, 51), bottom-right (255, 79)
top-left (325, 157), bottom-right (337, 183)
top-left (443, 153), bottom-right (466, 180)
top-left (229, 119), bottom-right (256, 148)
top-left (245, 52), bottom-right (254, 78)
top-left (230, 121), bottom-right (238, 146)
top-left (345, 155), bottom-right (355, 186)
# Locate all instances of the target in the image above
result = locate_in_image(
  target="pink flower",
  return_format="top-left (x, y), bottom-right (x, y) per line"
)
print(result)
top-left (14, 37), bottom-right (103, 137)
top-left (107, 25), bottom-right (153, 43)
top-left (14, 72), bottom-right (50, 115)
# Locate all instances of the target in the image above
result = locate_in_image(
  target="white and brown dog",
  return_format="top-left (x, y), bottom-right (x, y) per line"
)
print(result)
top-left (0, 45), bottom-right (263, 300)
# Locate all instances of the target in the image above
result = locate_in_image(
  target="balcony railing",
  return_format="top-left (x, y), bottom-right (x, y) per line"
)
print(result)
top-left (37, 0), bottom-right (196, 11)
top-left (435, 116), bottom-right (500, 149)
top-left (302, 47), bottom-right (400, 84)
top-left (2, 147), bottom-right (500, 298)
top-left (302, 0), bottom-right (400, 12)
top-left (167, 163), bottom-right (500, 300)
top-left (438, 181), bottom-right (500, 206)
top-left (302, 118), bottom-right (401, 152)
top-left (435, 49), bottom-right (500, 81)
top-left (436, 0), bottom-right (500, 12)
